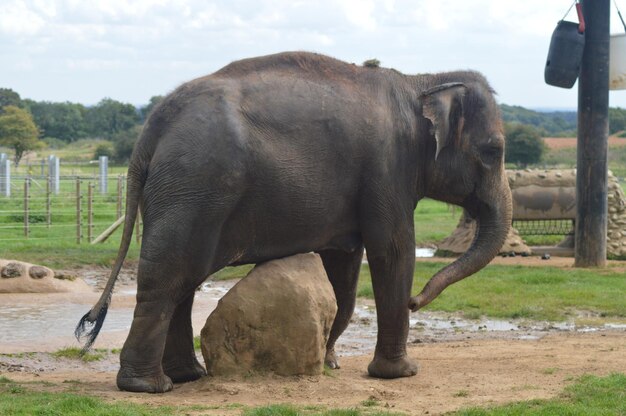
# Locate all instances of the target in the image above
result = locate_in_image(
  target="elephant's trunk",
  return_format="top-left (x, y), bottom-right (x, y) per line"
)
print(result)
top-left (409, 183), bottom-right (512, 312)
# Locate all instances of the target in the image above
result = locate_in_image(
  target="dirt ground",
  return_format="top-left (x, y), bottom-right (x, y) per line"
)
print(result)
top-left (3, 332), bottom-right (625, 415)
top-left (1, 257), bottom-right (625, 415)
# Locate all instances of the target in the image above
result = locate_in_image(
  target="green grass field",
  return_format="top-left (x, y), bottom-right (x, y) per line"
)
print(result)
top-left (413, 198), bottom-right (461, 244)
top-left (358, 262), bottom-right (626, 322)
top-left (0, 172), bottom-right (140, 268)
top-left (454, 373), bottom-right (626, 416)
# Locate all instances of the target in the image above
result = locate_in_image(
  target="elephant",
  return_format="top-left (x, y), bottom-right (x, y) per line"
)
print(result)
top-left (76, 51), bottom-right (512, 393)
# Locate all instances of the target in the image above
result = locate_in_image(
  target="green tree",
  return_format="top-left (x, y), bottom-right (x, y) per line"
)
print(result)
top-left (608, 107), bottom-right (626, 134)
top-left (0, 88), bottom-right (22, 111)
top-left (85, 98), bottom-right (140, 139)
top-left (24, 100), bottom-right (88, 142)
top-left (0, 105), bottom-right (44, 166)
top-left (500, 104), bottom-right (577, 137)
top-left (504, 122), bottom-right (545, 167)
top-left (94, 141), bottom-right (115, 159)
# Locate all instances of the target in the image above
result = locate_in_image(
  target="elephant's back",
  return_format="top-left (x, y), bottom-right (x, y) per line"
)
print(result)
top-left (212, 51), bottom-right (361, 83)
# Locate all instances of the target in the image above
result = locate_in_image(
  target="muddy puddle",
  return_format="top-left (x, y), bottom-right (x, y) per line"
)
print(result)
top-left (0, 303), bottom-right (132, 344)
top-left (338, 302), bottom-right (626, 355)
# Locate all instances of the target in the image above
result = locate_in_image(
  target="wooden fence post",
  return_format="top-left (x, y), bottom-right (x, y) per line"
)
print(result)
top-left (76, 178), bottom-right (82, 244)
top-left (46, 174), bottom-right (51, 228)
top-left (117, 175), bottom-right (124, 219)
top-left (575, 0), bottom-right (610, 267)
top-left (87, 182), bottom-right (94, 243)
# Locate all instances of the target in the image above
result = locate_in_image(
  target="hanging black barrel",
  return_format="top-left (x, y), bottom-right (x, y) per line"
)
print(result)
top-left (545, 20), bottom-right (586, 88)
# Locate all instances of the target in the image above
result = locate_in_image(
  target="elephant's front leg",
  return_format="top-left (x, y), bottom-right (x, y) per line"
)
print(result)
top-left (162, 293), bottom-right (207, 383)
top-left (365, 233), bottom-right (418, 379)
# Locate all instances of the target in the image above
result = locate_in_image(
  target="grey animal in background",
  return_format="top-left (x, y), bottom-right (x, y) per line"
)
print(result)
top-left (76, 52), bottom-right (512, 393)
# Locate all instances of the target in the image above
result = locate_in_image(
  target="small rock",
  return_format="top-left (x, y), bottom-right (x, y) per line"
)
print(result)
top-left (508, 251), bottom-right (516, 257)
top-left (541, 253), bottom-right (551, 260)
top-left (53, 272), bottom-right (77, 281)
top-left (28, 266), bottom-right (49, 279)
top-left (1, 262), bottom-right (25, 278)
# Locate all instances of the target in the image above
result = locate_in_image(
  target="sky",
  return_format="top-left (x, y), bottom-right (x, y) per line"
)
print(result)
top-left (3, 0), bottom-right (626, 109)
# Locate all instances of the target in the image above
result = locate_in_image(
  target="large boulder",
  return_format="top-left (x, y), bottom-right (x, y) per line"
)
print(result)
top-left (0, 259), bottom-right (91, 293)
top-left (201, 253), bottom-right (337, 376)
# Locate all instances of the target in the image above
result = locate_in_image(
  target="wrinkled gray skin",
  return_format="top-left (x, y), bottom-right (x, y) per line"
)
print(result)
top-left (77, 52), bottom-right (512, 393)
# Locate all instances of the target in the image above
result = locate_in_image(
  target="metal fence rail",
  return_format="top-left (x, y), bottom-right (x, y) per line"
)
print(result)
top-left (512, 218), bottom-right (575, 236)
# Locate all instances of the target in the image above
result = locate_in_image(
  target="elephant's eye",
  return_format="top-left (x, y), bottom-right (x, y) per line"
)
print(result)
top-left (479, 143), bottom-right (502, 166)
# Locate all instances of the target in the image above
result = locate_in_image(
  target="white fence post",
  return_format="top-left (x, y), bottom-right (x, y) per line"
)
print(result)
top-left (24, 177), bottom-right (30, 238)
top-left (99, 156), bottom-right (108, 194)
top-left (0, 153), bottom-right (10, 197)
top-left (48, 155), bottom-right (60, 194)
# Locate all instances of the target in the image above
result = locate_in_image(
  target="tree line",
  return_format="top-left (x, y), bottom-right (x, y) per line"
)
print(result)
top-left (0, 87), bottom-right (162, 165)
top-left (502, 103), bottom-right (626, 136)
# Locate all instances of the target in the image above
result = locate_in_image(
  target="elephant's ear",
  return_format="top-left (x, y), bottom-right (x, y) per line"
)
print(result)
top-left (421, 82), bottom-right (467, 160)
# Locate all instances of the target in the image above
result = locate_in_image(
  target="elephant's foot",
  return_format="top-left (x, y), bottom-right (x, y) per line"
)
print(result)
top-left (164, 359), bottom-right (207, 383)
top-left (117, 367), bottom-right (173, 393)
top-left (367, 354), bottom-right (418, 379)
top-left (324, 348), bottom-right (340, 369)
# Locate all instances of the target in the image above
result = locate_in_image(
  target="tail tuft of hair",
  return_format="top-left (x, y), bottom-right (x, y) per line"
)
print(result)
top-left (74, 301), bottom-right (109, 355)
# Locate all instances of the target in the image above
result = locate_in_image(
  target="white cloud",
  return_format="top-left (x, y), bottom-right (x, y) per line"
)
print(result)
top-left (65, 58), bottom-right (123, 70)
top-left (13, 58), bottom-right (35, 71)
top-left (32, 0), bottom-right (57, 18)
top-left (338, 0), bottom-right (377, 31)
top-left (0, 0), bottom-right (46, 36)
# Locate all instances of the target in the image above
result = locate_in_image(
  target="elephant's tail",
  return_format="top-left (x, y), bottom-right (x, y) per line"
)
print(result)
top-left (75, 156), bottom-right (148, 353)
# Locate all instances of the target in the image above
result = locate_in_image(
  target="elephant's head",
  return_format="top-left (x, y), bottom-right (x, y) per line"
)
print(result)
top-left (409, 76), bottom-right (512, 311)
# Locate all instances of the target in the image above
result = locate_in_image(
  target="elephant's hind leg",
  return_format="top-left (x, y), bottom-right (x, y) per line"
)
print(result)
top-left (318, 246), bottom-right (364, 369)
top-left (162, 292), bottom-right (207, 383)
top-left (117, 254), bottom-right (214, 393)
top-left (116, 258), bottom-right (176, 393)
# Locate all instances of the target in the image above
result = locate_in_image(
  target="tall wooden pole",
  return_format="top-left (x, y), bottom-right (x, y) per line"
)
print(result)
top-left (575, 0), bottom-right (610, 267)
